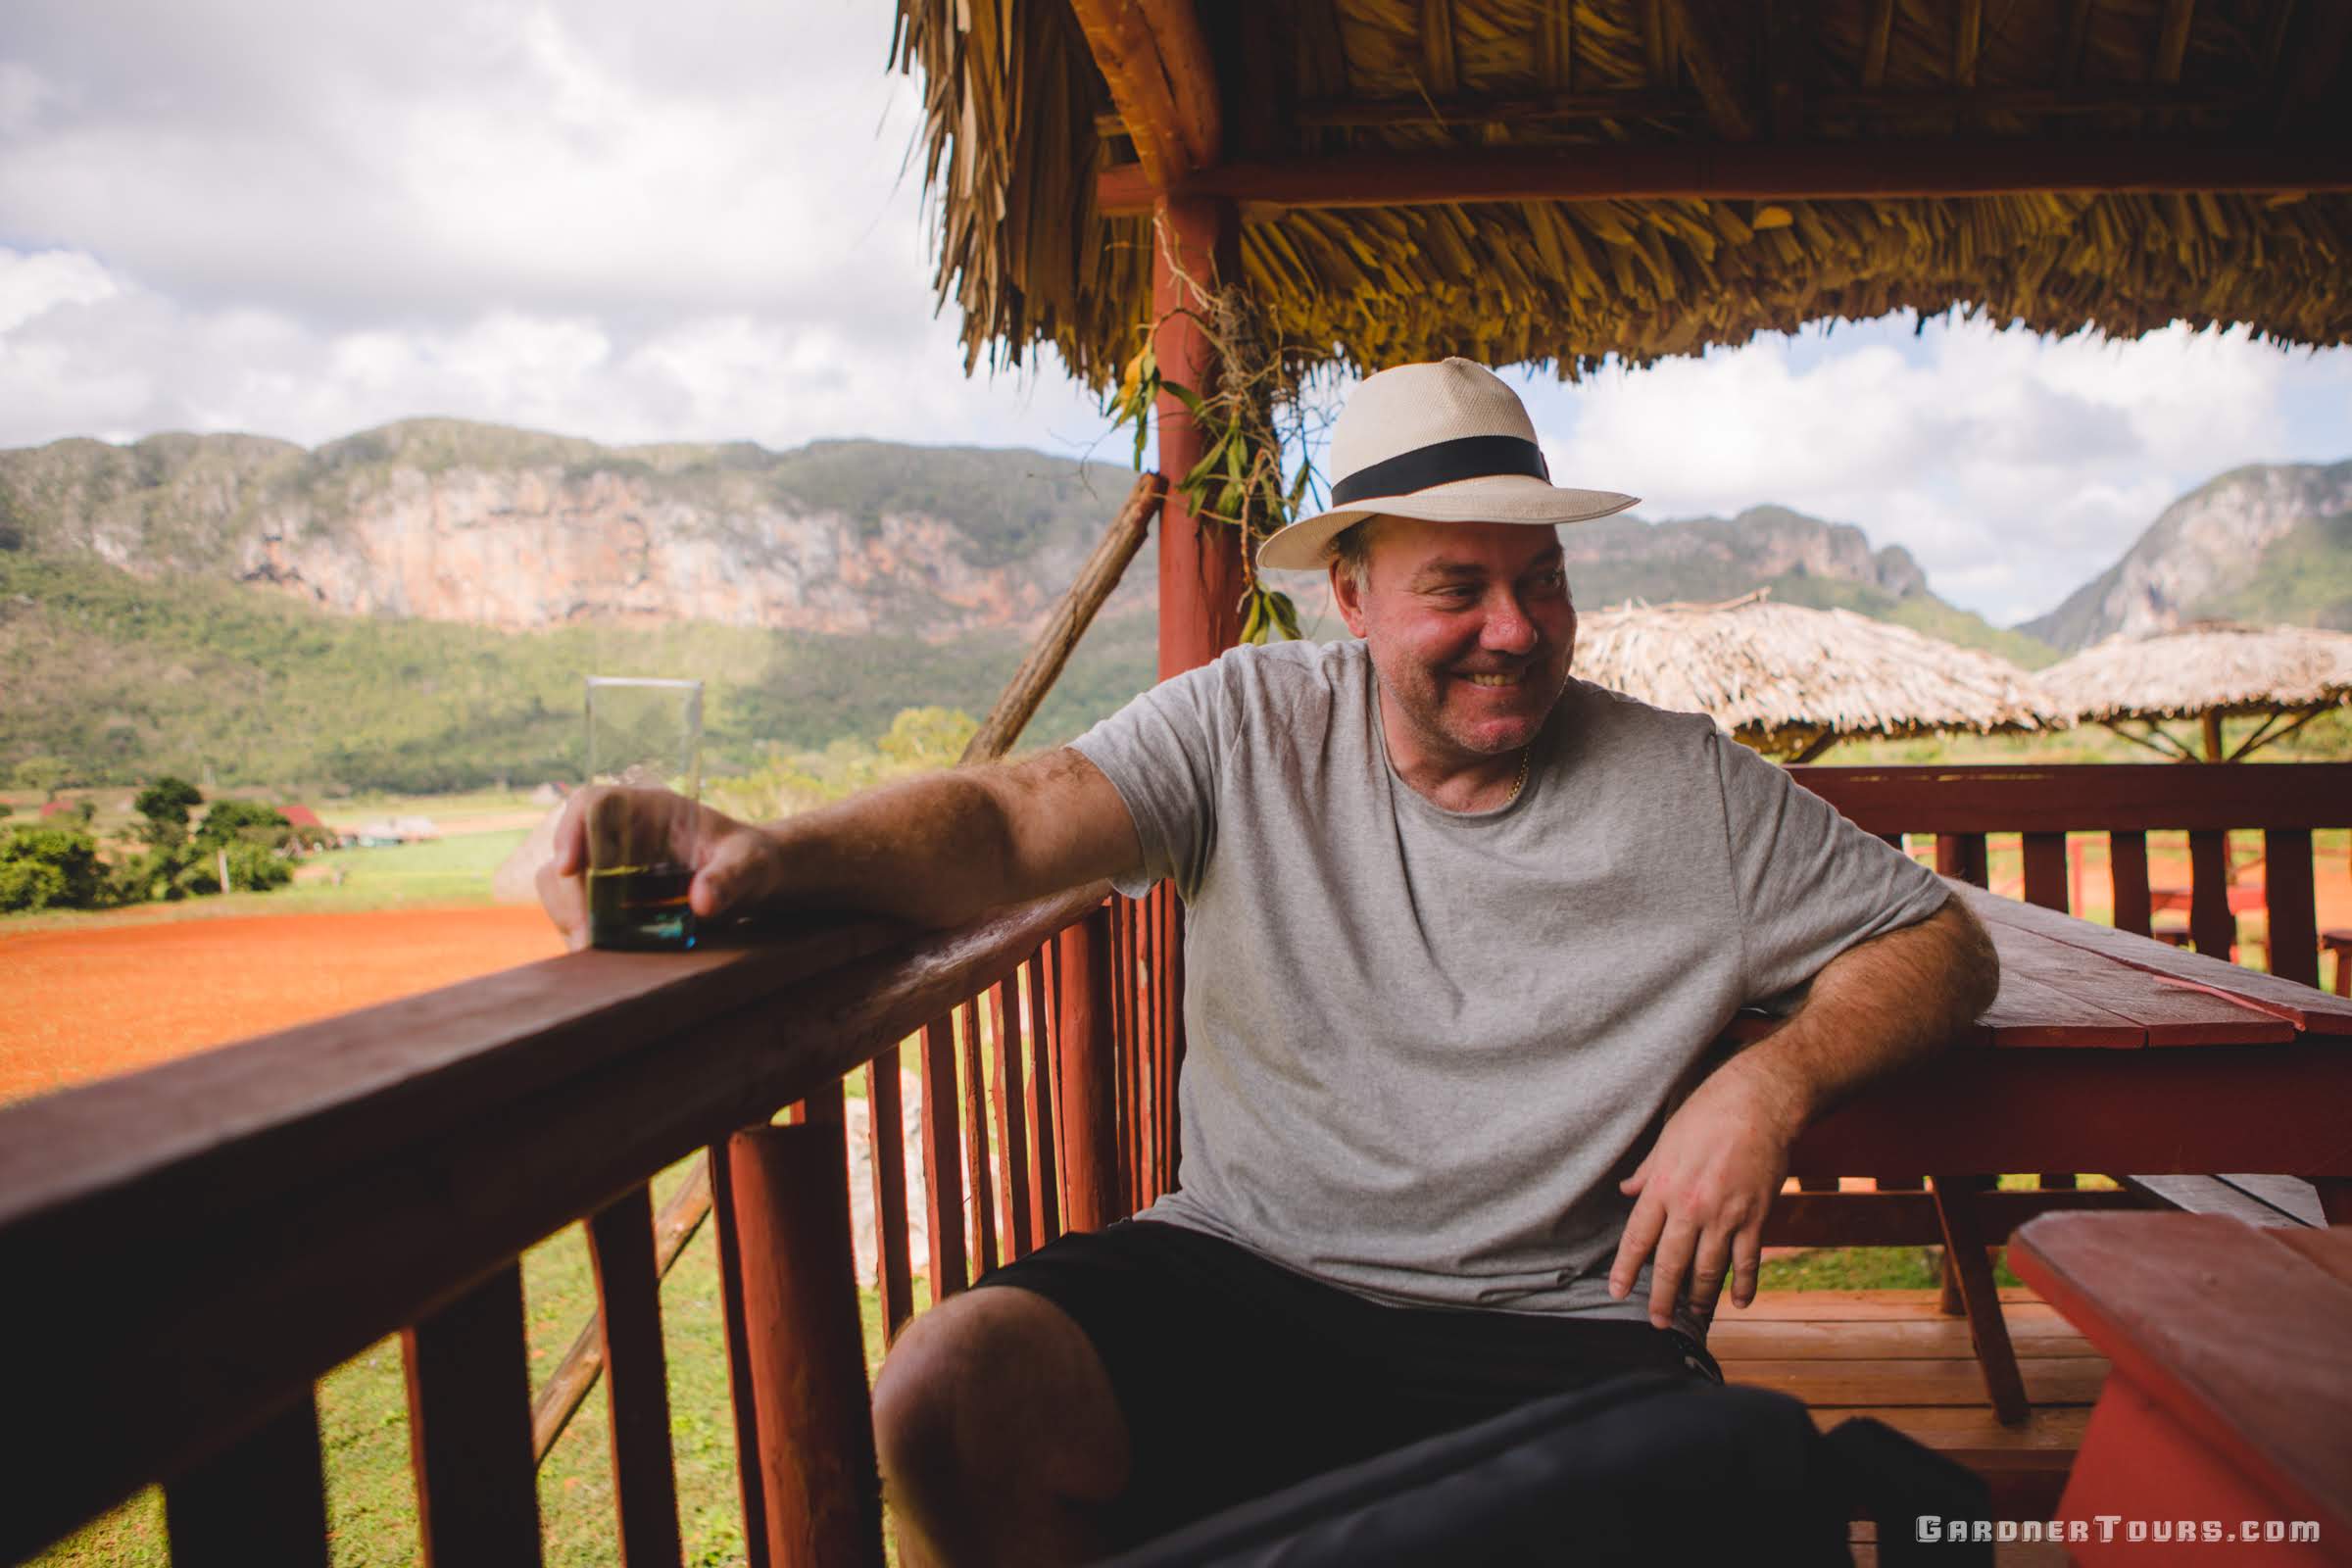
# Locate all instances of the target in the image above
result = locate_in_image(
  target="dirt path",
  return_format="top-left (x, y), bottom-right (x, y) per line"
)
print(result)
top-left (0, 906), bottom-right (565, 1104)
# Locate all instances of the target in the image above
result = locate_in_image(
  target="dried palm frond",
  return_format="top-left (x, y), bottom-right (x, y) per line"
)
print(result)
top-left (893, 0), bottom-right (2349, 389)
top-left (1575, 590), bottom-right (2058, 758)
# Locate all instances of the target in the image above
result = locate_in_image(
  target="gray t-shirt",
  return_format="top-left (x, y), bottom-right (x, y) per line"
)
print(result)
top-left (1070, 638), bottom-right (1948, 1338)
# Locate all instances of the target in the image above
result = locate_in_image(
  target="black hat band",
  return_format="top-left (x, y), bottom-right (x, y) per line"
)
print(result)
top-left (1328, 433), bottom-right (1550, 508)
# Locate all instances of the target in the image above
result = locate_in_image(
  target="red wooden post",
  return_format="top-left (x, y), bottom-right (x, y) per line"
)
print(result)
top-left (2109, 830), bottom-right (2153, 936)
top-left (723, 1091), bottom-right (887, 1568)
top-left (2021, 831), bottom-right (2068, 911)
top-left (1160, 887), bottom-right (1186, 1185)
top-left (2187, 829), bottom-right (2235, 957)
top-left (918, 1018), bottom-right (969, 1298)
top-left (401, 1262), bottom-right (543, 1568)
top-left (1929, 1175), bottom-right (2031, 1426)
top-left (1118, 898), bottom-right (1145, 1207)
top-left (1152, 193), bottom-right (1247, 679)
top-left (956, 999), bottom-right (999, 1276)
top-left (1023, 952), bottom-right (1064, 1244)
top-left (1936, 832), bottom-right (1989, 889)
top-left (987, 978), bottom-right (1034, 1259)
top-left (2264, 827), bottom-right (2320, 987)
top-left (707, 1139), bottom-right (772, 1568)
top-left (1057, 905), bottom-right (1121, 1232)
top-left (583, 1185), bottom-right (684, 1568)
top-left (864, 1056), bottom-right (914, 1345)
top-left (164, 1390), bottom-right (330, 1568)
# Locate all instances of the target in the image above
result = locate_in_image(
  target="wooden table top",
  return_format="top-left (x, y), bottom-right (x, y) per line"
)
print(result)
top-left (1948, 881), bottom-right (2352, 1050)
top-left (2010, 1211), bottom-right (2352, 1541)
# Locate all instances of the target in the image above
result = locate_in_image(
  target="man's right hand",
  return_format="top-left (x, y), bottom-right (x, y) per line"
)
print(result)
top-left (536, 786), bottom-right (785, 953)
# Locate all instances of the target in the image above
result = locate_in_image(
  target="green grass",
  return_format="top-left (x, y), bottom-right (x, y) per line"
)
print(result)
top-left (1757, 1247), bottom-right (2025, 1293)
top-left (33, 1156), bottom-right (892, 1568)
top-left (0, 829), bottom-right (530, 933)
top-left (296, 830), bottom-right (530, 907)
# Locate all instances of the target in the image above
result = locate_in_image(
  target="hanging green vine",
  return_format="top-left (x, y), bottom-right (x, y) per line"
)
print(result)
top-left (1105, 276), bottom-right (1317, 645)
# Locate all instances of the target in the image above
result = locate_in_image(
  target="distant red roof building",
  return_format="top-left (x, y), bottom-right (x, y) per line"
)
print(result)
top-left (279, 805), bottom-right (325, 830)
top-left (38, 800), bottom-right (71, 818)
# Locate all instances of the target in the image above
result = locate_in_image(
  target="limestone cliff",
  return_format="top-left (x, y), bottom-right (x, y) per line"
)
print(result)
top-left (0, 418), bottom-right (1158, 640)
top-left (2020, 461), bottom-right (2352, 650)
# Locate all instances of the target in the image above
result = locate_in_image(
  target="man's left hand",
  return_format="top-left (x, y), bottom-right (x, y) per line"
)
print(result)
top-left (1606, 1058), bottom-right (1807, 1330)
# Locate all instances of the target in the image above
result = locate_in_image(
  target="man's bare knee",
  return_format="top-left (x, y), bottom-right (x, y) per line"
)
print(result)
top-left (872, 1286), bottom-right (1130, 1518)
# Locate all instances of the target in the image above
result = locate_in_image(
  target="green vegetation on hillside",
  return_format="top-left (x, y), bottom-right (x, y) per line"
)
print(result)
top-left (0, 555), bottom-right (1154, 793)
top-left (2190, 509), bottom-right (2352, 631)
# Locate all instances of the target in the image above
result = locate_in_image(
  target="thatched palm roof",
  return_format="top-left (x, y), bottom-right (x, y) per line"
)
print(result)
top-left (1574, 590), bottom-right (2057, 760)
top-left (2036, 621), bottom-right (2352, 759)
top-left (893, 0), bottom-right (2352, 388)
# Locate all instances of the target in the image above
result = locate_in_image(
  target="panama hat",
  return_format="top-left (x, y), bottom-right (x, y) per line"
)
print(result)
top-left (1256, 358), bottom-right (1639, 572)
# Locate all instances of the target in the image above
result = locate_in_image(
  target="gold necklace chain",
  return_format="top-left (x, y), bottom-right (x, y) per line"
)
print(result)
top-left (1505, 745), bottom-right (1531, 803)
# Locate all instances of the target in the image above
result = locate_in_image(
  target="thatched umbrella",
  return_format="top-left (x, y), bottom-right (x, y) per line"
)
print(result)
top-left (2037, 622), bottom-right (2352, 761)
top-left (1574, 590), bottom-right (2058, 762)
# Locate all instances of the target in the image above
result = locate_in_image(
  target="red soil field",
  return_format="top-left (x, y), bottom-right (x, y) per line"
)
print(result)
top-left (3, 843), bottom-right (2342, 1108)
top-left (0, 906), bottom-right (566, 1104)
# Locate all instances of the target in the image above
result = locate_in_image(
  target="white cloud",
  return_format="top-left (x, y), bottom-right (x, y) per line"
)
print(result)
top-left (0, 248), bottom-right (121, 333)
top-left (1522, 318), bottom-right (2352, 626)
top-left (0, 0), bottom-right (1106, 457)
top-left (2, 0), bottom-right (2347, 632)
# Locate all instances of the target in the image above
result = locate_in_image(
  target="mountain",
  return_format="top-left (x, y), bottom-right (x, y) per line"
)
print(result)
top-left (0, 552), bottom-right (1157, 793)
top-left (1277, 503), bottom-right (2050, 667)
top-left (0, 419), bottom-right (1157, 638)
top-left (2019, 461), bottom-right (2352, 651)
top-left (0, 417), bottom-right (2048, 791)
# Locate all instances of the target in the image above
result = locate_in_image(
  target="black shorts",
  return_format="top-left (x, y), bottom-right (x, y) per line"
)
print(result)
top-left (972, 1217), bottom-right (1723, 1547)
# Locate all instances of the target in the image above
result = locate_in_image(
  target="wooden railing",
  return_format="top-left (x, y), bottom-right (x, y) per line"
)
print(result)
top-left (0, 877), bottom-right (1186, 1566)
top-left (1790, 761), bottom-right (2349, 988)
top-left (3, 761), bottom-right (2340, 1561)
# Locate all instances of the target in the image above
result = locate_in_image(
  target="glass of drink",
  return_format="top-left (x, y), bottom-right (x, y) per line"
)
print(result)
top-left (584, 676), bottom-right (704, 951)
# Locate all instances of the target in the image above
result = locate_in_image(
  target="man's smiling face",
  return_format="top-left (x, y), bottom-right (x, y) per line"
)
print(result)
top-left (1331, 516), bottom-right (1577, 764)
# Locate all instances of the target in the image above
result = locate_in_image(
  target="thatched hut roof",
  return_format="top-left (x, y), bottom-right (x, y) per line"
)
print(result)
top-left (892, 0), bottom-right (2352, 388)
top-left (1574, 590), bottom-right (2057, 759)
top-left (2038, 622), bottom-right (2352, 720)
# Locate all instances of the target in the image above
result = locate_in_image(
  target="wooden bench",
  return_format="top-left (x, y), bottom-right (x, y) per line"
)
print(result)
top-left (2009, 1212), bottom-right (2352, 1562)
top-left (2121, 1174), bottom-right (2328, 1229)
top-left (2325, 929), bottom-right (2352, 997)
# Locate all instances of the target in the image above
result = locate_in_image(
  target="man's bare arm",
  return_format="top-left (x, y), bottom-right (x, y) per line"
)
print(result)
top-left (1714, 895), bottom-right (2000, 1134)
top-left (751, 749), bottom-right (1142, 926)
top-left (1608, 896), bottom-right (1999, 1328)
top-left (540, 750), bottom-right (1143, 948)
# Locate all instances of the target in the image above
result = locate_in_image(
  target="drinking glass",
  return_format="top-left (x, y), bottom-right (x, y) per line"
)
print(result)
top-left (584, 676), bottom-right (704, 951)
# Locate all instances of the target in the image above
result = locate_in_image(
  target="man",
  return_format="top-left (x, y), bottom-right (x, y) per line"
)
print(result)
top-left (542, 359), bottom-right (1999, 1566)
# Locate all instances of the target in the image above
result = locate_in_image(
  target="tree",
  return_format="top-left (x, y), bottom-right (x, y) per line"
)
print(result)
top-left (180, 838), bottom-right (293, 897)
top-left (0, 825), bottom-right (103, 911)
top-left (134, 777), bottom-right (205, 848)
top-left (878, 707), bottom-right (979, 767)
top-left (194, 800), bottom-right (292, 851)
top-left (13, 756), bottom-right (70, 801)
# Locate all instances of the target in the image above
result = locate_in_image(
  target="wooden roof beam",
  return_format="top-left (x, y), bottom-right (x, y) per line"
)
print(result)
top-left (1069, 0), bottom-right (1222, 189)
top-left (1097, 137), bottom-right (2352, 213)
top-left (1658, 0), bottom-right (1758, 140)
top-left (2153, 0), bottom-right (2196, 84)
top-left (1862, 0), bottom-right (1895, 87)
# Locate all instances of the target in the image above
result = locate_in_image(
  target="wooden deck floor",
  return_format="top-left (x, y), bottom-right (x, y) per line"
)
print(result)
top-left (1712, 1285), bottom-right (2097, 1567)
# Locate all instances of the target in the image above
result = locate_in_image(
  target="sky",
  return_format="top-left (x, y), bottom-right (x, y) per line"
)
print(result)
top-left (2, 0), bottom-right (2346, 629)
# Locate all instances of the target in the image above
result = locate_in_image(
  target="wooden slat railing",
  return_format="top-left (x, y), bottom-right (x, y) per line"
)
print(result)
top-left (19, 760), bottom-right (2328, 1558)
top-left (0, 879), bottom-right (1164, 1563)
top-left (1792, 761), bottom-right (2350, 988)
